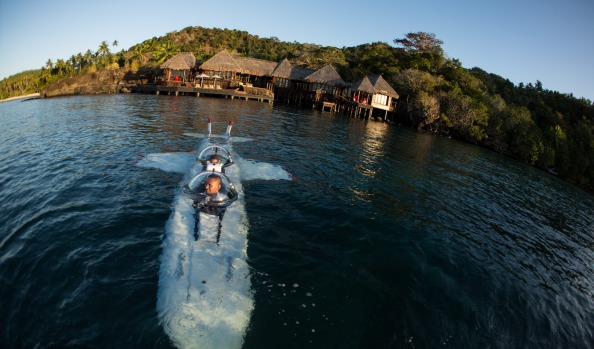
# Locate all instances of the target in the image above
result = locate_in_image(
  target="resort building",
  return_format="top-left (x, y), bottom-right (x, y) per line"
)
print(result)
top-left (351, 74), bottom-right (399, 119)
top-left (150, 50), bottom-right (399, 120)
top-left (160, 52), bottom-right (199, 83)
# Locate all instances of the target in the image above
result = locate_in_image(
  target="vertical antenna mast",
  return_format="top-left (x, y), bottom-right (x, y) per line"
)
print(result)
top-left (225, 121), bottom-right (233, 137)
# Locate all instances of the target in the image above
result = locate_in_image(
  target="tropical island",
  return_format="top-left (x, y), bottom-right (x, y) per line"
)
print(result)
top-left (1, 27), bottom-right (592, 193)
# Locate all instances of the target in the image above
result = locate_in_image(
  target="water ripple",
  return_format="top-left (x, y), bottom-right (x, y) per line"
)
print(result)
top-left (1, 96), bottom-right (593, 348)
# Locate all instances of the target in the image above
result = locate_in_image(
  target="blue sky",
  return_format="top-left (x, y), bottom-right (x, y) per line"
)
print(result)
top-left (1, 0), bottom-right (593, 101)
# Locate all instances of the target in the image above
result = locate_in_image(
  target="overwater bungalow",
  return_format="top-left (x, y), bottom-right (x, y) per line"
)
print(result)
top-left (197, 50), bottom-right (275, 95)
top-left (305, 64), bottom-right (349, 98)
top-left (196, 50), bottom-right (240, 88)
top-left (303, 64), bottom-right (349, 111)
top-left (350, 74), bottom-right (399, 119)
top-left (160, 52), bottom-right (199, 85)
top-left (271, 58), bottom-right (315, 105)
top-left (232, 56), bottom-right (276, 90)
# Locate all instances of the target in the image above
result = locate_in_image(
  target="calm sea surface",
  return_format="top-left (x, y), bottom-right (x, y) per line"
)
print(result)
top-left (1, 94), bottom-right (593, 348)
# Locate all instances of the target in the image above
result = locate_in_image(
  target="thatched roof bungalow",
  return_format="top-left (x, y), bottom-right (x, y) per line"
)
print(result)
top-left (160, 52), bottom-right (199, 81)
top-left (198, 50), bottom-right (241, 78)
top-left (233, 56), bottom-right (277, 88)
top-left (303, 64), bottom-right (348, 98)
top-left (368, 74), bottom-right (399, 98)
top-left (351, 74), bottom-right (399, 111)
top-left (351, 76), bottom-right (375, 95)
top-left (198, 50), bottom-right (276, 87)
top-left (271, 58), bottom-right (314, 90)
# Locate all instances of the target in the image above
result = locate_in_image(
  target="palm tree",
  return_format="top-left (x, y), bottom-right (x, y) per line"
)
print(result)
top-left (45, 59), bottom-right (53, 73)
top-left (152, 41), bottom-right (180, 64)
top-left (76, 53), bottom-right (84, 73)
top-left (68, 55), bottom-right (77, 76)
top-left (40, 63), bottom-right (51, 83)
top-left (55, 59), bottom-right (65, 76)
top-left (130, 45), bottom-right (148, 68)
top-left (112, 41), bottom-right (119, 67)
top-left (142, 37), bottom-right (158, 52)
top-left (83, 49), bottom-right (92, 71)
top-left (97, 41), bottom-right (111, 67)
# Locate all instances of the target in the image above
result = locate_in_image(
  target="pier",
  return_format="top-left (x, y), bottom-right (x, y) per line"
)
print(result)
top-left (313, 98), bottom-right (386, 120)
top-left (132, 85), bottom-right (273, 104)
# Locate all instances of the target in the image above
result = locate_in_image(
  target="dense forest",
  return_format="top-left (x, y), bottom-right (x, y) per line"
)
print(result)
top-left (1, 27), bottom-right (592, 192)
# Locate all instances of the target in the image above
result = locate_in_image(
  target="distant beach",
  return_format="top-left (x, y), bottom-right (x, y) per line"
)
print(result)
top-left (0, 93), bottom-right (40, 103)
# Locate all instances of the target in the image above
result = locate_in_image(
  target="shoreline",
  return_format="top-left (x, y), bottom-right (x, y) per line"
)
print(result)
top-left (0, 93), bottom-right (40, 103)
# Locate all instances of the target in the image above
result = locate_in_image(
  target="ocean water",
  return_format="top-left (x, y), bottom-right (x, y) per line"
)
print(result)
top-left (1, 94), bottom-right (593, 348)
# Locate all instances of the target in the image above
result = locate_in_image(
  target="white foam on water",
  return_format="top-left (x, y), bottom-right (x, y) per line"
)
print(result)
top-left (137, 152), bottom-right (195, 174)
top-left (235, 157), bottom-right (292, 181)
top-left (139, 139), bottom-right (292, 349)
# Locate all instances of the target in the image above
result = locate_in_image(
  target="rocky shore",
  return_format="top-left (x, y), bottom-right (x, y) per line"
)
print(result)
top-left (41, 68), bottom-right (159, 98)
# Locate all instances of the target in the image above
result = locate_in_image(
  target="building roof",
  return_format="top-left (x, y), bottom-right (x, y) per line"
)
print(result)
top-left (236, 56), bottom-right (277, 76)
top-left (160, 52), bottom-right (198, 70)
top-left (272, 58), bottom-right (292, 77)
top-left (272, 58), bottom-right (315, 80)
top-left (304, 65), bottom-right (347, 87)
top-left (351, 76), bottom-right (375, 94)
top-left (199, 50), bottom-right (275, 76)
top-left (352, 74), bottom-right (399, 98)
top-left (199, 50), bottom-right (242, 71)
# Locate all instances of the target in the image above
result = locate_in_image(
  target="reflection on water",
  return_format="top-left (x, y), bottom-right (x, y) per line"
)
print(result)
top-left (339, 120), bottom-right (392, 203)
top-left (357, 121), bottom-right (389, 178)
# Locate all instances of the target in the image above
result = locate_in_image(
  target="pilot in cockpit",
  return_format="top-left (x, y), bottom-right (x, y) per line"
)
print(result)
top-left (202, 174), bottom-right (227, 202)
top-left (207, 154), bottom-right (220, 164)
top-left (205, 154), bottom-right (223, 172)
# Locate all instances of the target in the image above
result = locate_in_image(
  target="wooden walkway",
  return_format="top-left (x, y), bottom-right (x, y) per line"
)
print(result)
top-left (129, 85), bottom-right (394, 121)
top-left (132, 85), bottom-right (273, 104)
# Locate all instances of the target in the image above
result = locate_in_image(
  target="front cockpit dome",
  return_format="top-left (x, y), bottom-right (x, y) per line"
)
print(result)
top-left (197, 145), bottom-right (234, 168)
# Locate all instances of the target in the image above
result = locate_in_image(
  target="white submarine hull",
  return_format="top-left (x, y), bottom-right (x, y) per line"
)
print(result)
top-left (138, 120), bottom-right (292, 348)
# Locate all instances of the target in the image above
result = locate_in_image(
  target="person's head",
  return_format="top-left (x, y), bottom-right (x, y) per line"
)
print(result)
top-left (208, 154), bottom-right (220, 163)
top-left (205, 174), bottom-right (222, 195)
